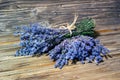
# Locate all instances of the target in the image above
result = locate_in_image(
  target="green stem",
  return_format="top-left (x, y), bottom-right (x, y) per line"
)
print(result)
top-left (63, 18), bottom-right (96, 38)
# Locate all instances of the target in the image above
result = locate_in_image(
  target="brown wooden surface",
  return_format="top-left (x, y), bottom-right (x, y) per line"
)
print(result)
top-left (0, 0), bottom-right (120, 34)
top-left (0, 0), bottom-right (120, 80)
top-left (0, 28), bottom-right (120, 80)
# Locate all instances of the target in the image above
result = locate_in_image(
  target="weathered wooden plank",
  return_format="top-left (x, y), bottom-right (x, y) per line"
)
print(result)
top-left (0, 0), bottom-right (120, 35)
top-left (0, 35), bottom-right (120, 80)
top-left (0, 33), bottom-right (119, 80)
top-left (0, 0), bottom-right (120, 80)
top-left (0, 52), bottom-right (119, 80)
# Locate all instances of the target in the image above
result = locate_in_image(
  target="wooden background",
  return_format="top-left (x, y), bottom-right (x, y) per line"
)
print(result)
top-left (0, 0), bottom-right (120, 80)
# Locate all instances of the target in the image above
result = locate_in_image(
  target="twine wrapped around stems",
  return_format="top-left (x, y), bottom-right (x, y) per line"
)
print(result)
top-left (60, 14), bottom-right (78, 35)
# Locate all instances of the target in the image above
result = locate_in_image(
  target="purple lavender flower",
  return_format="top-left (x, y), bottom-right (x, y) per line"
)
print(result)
top-left (48, 35), bottom-right (110, 69)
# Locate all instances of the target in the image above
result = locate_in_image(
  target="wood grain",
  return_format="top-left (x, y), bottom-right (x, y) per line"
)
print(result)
top-left (0, 0), bottom-right (120, 34)
top-left (0, 26), bottom-right (120, 80)
top-left (0, 0), bottom-right (120, 80)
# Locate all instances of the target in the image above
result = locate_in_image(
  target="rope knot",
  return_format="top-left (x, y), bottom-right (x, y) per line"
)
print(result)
top-left (60, 14), bottom-right (78, 35)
